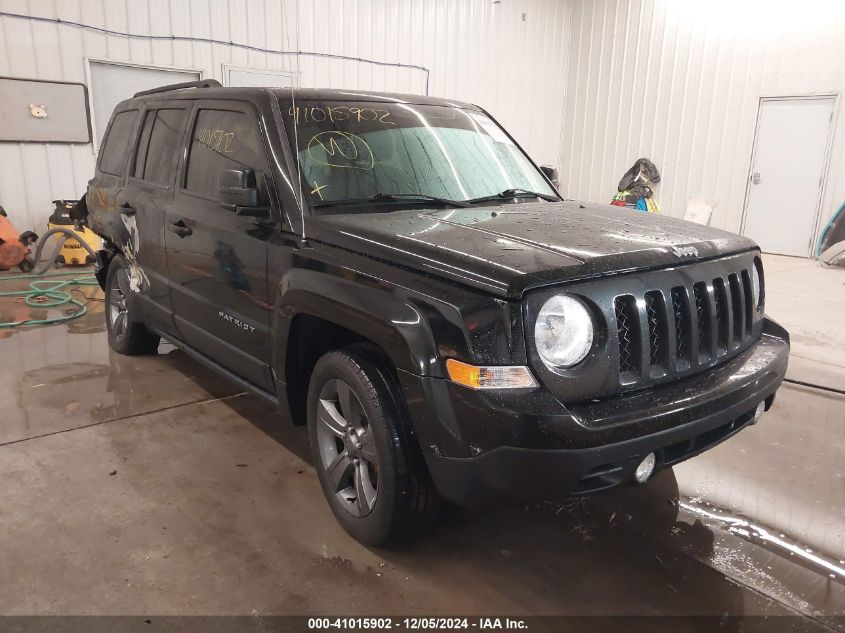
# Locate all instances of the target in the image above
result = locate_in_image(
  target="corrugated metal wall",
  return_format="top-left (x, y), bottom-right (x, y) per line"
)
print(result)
top-left (560, 0), bottom-right (845, 238)
top-left (0, 0), bottom-right (570, 231)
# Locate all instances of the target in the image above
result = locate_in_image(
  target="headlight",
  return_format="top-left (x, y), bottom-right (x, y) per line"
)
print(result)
top-left (751, 261), bottom-right (763, 310)
top-left (535, 295), bottom-right (594, 368)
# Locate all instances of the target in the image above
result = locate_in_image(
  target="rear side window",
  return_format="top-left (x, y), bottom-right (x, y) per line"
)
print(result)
top-left (184, 109), bottom-right (267, 199)
top-left (133, 111), bottom-right (155, 179)
top-left (134, 109), bottom-right (187, 186)
top-left (99, 111), bottom-right (138, 176)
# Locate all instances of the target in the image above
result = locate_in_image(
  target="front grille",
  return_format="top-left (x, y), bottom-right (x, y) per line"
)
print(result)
top-left (729, 274), bottom-right (743, 343)
top-left (612, 263), bottom-right (758, 387)
top-left (671, 287), bottom-right (690, 361)
top-left (713, 277), bottom-right (728, 351)
top-left (527, 252), bottom-right (764, 402)
top-left (693, 282), bottom-right (709, 358)
top-left (614, 295), bottom-right (638, 377)
top-left (645, 290), bottom-right (666, 368)
top-left (740, 270), bottom-right (754, 334)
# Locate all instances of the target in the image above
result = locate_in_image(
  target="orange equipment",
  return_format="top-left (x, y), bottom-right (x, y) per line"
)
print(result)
top-left (0, 205), bottom-right (37, 272)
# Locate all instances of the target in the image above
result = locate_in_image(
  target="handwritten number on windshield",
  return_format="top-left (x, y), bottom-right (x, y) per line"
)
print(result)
top-left (289, 105), bottom-right (395, 126)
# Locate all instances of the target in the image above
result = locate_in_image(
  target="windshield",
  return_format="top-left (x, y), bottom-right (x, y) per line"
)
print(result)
top-left (279, 99), bottom-right (557, 211)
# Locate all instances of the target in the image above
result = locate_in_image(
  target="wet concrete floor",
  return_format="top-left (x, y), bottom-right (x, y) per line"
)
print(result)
top-left (0, 262), bottom-right (843, 630)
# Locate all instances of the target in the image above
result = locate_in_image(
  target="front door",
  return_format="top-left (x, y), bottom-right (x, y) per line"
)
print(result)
top-left (742, 96), bottom-right (835, 257)
top-left (165, 100), bottom-right (275, 391)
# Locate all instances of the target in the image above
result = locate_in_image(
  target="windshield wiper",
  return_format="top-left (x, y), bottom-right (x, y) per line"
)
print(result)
top-left (313, 193), bottom-right (470, 209)
top-left (466, 188), bottom-right (559, 204)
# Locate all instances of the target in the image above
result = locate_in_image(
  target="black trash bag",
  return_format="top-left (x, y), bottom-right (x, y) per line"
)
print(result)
top-left (618, 158), bottom-right (661, 192)
top-left (627, 184), bottom-right (653, 200)
top-left (624, 186), bottom-right (653, 204)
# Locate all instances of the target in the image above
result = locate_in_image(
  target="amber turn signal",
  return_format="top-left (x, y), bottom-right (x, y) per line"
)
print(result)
top-left (445, 359), bottom-right (539, 390)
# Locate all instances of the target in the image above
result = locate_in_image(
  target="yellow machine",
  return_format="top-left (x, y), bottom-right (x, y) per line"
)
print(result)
top-left (47, 200), bottom-right (99, 266)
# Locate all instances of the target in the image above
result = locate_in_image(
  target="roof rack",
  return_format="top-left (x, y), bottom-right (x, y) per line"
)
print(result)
top-left (134, 79), bottom-right (222, 97)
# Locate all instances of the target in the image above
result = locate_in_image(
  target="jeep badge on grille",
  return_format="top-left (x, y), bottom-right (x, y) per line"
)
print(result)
top-left (672, 245), bottom-right (699, 258)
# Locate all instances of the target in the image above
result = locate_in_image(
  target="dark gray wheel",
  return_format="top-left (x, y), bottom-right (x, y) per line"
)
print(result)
top-left (107, 266), bottom-right (130, 343)
top-left (104, 254), bottom-right (160, 355)
top-left (307, 347), bottom-right (438, 545)
top-left (314, 378), bottom-right (379, 517)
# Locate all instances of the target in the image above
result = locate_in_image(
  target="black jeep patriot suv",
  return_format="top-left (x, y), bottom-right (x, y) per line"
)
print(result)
top-left (84, 80), bottom-right (789, 545)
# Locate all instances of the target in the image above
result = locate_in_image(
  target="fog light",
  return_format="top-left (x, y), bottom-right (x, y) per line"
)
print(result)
top-left (752, 401), bottom-right (766, 424)
top-left (634, 452), bottom-right (656, 483)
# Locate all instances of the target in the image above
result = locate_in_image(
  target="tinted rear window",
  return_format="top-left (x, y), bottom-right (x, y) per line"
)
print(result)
top-left (134, 109), bottom-right (187, 186)
top-left (133, 111), bottom-right (155, 179)
top-left (99, 110), bottom-right (138, 176)
top-left (184, 109), bottom-right (267, 199)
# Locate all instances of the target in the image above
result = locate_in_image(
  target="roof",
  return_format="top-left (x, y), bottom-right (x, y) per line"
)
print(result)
top-left (129, 81), bottom-right (479, 111)
top-left (271, 88), bottom-right (479, 110)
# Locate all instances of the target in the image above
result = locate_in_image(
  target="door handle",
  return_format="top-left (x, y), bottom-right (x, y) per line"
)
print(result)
top-left (120, 202), bottom-right (136, 216)
top-left (168, 219), bottom-right (193, 238)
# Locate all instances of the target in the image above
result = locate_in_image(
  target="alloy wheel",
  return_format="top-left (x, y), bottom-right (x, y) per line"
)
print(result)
top-left (315, 379), bottom-right (379, 517)
top-left (108, 268), bottom-right (130, 341)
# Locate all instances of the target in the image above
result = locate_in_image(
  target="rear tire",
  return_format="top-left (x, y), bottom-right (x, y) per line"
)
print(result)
top-left (104, 254), bottom-right (160, 355)
top-left (307, 347), bottom-right (438, 546)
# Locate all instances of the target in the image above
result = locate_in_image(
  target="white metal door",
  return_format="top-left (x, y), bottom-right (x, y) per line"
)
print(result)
top-left (87, 60), bottom-right (201, 146)
top-left (223, 65), bottom-right (299, 88)
top-left (742, 97), bottom-right (835, 257)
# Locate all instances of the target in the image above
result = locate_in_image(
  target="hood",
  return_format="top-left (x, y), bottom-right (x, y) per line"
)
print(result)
top-left (311, 201), bottom-right (757, 299)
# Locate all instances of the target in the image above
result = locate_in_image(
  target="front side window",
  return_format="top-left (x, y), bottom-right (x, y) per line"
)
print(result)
top-left (184, 109), bottom-right (267, 200)
top-left (99, 110), bottom-right (138, 176)
top-left (279, 100), bottom-right (556, 212)
top-left (133, 109), bottom-right (187, 186)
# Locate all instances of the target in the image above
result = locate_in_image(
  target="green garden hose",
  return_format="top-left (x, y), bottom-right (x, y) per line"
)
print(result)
top-left (0, 271), bottom-right (99, 328)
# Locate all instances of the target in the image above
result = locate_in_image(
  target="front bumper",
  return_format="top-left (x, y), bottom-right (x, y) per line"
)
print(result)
top-left (400, 318), bottom-right (789, 507)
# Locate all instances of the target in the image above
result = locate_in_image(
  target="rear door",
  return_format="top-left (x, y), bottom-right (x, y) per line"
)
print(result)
top-left (165, 99), bottom-right (274, 390)
top-left (86, 108), bottom-right (141, 252)
top-left (118, 103), bottom-right (190, 335)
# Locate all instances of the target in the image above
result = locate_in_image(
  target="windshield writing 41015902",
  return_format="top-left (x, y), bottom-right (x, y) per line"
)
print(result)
top-left (288, 105), bottom-right (395, 126)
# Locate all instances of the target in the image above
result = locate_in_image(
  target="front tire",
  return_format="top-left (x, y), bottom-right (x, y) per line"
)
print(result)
top-left (307, 348), bottom-right (437, 546)
top-left (104, 254), bottom-right (159, 355)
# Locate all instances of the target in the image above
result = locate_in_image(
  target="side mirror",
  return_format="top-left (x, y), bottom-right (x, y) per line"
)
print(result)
top-left (218, 169), bottom-right (266, 217)
top-left (540, 165), bottom-right (559, 188)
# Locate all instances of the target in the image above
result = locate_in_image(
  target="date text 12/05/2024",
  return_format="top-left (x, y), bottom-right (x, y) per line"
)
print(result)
top-left (307, 618), bottom-right (528, 630)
